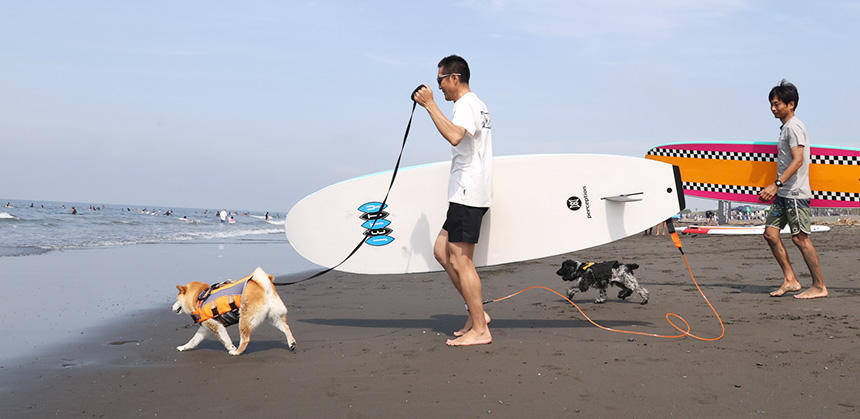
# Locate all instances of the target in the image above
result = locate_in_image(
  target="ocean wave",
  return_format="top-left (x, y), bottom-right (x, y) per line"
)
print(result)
top-left (7, 227), bottom-right (284, 254)
top-left (169, 227), bottom-right (283, 241)
top-left (0, 245), bottom-right (50, 257)
top-left (0, 201), bottom-right (287, 257)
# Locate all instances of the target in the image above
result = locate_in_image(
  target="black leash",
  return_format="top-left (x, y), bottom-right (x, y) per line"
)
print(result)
top-left (273, 86), bottom-right (424, 286)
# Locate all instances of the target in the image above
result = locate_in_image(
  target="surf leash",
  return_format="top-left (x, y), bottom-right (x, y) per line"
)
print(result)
top-left (481, 218), bottom-right (725, 342)
top-left (274, 86), bottom-right (424, 286)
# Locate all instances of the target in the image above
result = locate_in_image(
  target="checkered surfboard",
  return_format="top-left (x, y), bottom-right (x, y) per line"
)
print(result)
top-left (645, 141), bottom-right (860, 208)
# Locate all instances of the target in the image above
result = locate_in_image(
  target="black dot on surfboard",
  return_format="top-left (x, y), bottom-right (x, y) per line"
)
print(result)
top-left (667, 188), bottom-right (673, 193)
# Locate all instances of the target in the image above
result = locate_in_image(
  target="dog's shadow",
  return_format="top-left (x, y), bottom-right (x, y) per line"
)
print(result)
top-left (179, 340), bottom-right (292, 355)
top-left (300, 313), bottom-right (651, 335)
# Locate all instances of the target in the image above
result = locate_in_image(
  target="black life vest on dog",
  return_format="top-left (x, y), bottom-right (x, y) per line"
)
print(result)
top-left (575, 261), bottom-right (619, 291)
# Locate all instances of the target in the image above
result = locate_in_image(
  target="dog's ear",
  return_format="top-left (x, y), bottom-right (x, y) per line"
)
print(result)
top-left (176, 285), bottom-right (186, 295)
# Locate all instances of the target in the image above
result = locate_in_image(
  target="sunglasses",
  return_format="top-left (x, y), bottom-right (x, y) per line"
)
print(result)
top-left (437, 73), bottom-right (461, 85)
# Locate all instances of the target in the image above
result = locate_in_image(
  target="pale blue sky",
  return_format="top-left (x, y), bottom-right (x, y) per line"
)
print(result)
top-left (2, 1), bottom-right (858, 211)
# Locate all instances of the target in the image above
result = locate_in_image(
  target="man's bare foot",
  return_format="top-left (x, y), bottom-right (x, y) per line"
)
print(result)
top-left (794, 287), bottom-right (828, 299)
top-left (453, 312), bottom-right (492, 337)
top-left (769, 281), bottom-right (802, 297)
top-left (446, 329), bottom-right (492, 347)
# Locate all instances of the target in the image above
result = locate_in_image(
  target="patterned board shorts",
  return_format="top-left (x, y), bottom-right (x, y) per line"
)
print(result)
top-left (765, 196), bottom-right (811, 235)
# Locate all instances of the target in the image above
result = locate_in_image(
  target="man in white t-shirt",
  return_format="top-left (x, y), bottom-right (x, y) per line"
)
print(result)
top-left (413, 55), bottom-right (493, 346)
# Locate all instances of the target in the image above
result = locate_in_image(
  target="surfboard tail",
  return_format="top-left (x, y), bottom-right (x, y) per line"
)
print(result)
top-left (673, 165), bottom-right (686, 211)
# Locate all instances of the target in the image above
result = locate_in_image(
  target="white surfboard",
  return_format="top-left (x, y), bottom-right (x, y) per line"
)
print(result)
top-left (680, 224), bottom-right (831, 235)
top-left (286, 154), bottom-right (685, 274)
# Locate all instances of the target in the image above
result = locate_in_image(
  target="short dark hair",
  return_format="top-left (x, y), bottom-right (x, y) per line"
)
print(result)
top-left (769, 79), bottom-right (799, 110)
top-left (438, 55), bottom-right (470, 84)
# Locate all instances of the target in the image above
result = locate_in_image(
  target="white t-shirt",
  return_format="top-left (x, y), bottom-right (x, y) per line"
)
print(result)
top-left (777, 116), bottom-right (812, 200)
top-left (449, 92), bottom-right (493, 207)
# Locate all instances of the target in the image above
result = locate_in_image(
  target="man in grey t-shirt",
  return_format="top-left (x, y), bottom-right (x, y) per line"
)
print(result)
top-left (759, 80), bottom-right (827, 299)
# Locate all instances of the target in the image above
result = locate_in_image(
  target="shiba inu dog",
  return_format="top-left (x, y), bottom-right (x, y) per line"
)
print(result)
top-left (172, 267), bottom-right (296, 355)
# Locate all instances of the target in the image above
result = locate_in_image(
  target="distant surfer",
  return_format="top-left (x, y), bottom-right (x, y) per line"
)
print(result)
top-left (219, 208), bottom-right (228, 223)
top-left (759, 80), bottom-right (826, 299)
top-left (265, 211), bottom-right (270, 221)
top-left (413, 55), bottom-right (494, 346)
top-left (71, 206), bottom-right (77, 215)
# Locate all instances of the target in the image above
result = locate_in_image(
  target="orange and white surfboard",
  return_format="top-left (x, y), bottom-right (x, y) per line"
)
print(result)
top-left (646, 141), bottom-right (859, 208)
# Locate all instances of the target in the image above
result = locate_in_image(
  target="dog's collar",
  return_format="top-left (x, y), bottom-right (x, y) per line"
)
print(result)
top-left (197, 286), bottom-right (212, 302)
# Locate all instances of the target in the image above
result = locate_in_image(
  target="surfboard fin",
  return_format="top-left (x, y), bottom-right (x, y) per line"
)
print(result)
top-left (601, 192), bottom-right (644, 202)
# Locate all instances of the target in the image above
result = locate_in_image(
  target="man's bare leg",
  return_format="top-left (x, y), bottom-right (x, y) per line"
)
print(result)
top-left (434, 231), bottom-right (461, 292)
top-left (791, 232), bottom-right (827, 299)
top-left (764, 226), bottom-right (802, 296)
top-left (444, 241), bottom-right (491, 346)
top-left (435, 231), bottom-right (490, 337)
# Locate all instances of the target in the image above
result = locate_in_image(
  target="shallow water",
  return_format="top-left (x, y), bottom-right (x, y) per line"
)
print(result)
top-left (0, 198), bottom-right (285, 257)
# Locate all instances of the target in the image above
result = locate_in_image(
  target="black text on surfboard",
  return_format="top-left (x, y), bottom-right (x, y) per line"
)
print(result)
top-left (582, 186), bottom-right (592, 219)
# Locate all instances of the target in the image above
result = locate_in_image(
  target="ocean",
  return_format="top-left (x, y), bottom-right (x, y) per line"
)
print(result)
top-left (0, 198), bottom-right (325, 362)
top-left (0, 198), bottom-right (287, 258)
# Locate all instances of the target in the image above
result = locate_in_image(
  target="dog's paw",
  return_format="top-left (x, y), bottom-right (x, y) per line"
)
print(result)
top-left (566, 289), bottom-right (576, 300)
top-left (640, 299), bottom-right (648, 305)
top-left (176, 345), bottom-right (188, 352)
top-left (289, 342), bottom-right (297, 352)
top-left (594, 298), bottom-right (606, 304)
top-left (228, 349), bottom-right (240, 356)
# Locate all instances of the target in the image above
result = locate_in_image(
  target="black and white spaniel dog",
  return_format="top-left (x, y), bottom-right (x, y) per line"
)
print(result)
top-left (556, 260), bottom-right (649, 304)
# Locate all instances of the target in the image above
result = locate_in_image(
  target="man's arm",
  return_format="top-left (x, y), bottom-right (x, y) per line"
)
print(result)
top-left (412, 85), bottom-right (467, 146)
top-left (758, 146), bottom-right (805, 202)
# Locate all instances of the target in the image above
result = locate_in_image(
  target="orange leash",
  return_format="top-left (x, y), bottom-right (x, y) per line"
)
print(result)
top-left (483, 219), bottom-right (725, 342)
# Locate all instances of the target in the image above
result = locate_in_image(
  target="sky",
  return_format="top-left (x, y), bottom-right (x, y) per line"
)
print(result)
top-left (2, 1), bottom-right (858, 212)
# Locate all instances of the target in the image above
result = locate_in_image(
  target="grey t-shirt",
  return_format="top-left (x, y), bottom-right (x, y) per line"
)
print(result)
top-left (777, 116), bottom-right (812, 199)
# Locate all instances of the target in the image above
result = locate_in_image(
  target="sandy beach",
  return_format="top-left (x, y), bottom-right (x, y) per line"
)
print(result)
top-left (1, 225), bottom-right (858, 418)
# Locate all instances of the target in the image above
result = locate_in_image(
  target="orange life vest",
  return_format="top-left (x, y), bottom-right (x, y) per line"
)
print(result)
top-left (190, 275), bottom-right (252, 326)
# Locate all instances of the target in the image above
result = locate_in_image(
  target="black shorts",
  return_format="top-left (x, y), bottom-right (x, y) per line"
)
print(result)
top-left (442, 202), bottom-right (488, 244)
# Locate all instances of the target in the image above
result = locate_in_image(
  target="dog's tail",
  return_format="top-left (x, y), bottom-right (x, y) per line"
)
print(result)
top-left (249, 267), bottom-right (276, 294)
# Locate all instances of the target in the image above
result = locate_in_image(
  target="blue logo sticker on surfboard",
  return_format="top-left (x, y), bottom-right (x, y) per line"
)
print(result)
top-left (365, 234), bottom-right (395, 246)
top-left (358, 202), bottom-right (394, 246)
top-left (358, 202), bottom-right (387, 213)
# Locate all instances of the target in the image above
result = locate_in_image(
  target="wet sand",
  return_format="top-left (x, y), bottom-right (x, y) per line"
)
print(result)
top-left (1, 225), bottom-right (858, 418)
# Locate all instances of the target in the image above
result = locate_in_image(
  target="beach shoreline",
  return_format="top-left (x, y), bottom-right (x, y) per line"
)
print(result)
top-left (2, 226), bottom-right (858, 417)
